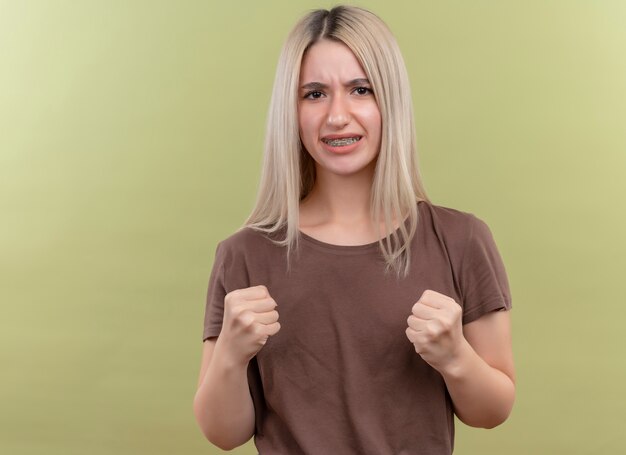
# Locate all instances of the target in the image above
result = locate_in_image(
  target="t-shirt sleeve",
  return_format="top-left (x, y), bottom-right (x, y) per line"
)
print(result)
top-left (459, 215), bottom-right (512, 325)
top-left (202, 241), bottom-right (227, 342)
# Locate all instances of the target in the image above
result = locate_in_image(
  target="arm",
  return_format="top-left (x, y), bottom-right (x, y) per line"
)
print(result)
top-left (406, 290), bottom-right (515, 429)
top-left (193, 337), bottom-right (256, 450)
top-left (194, 285), bottom-right (280, 450)
top-left (438, 310), bottom-right (515, 428)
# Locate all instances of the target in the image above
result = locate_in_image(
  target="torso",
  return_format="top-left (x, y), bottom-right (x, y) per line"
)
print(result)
top-left (204, 200), bottom-right (509, 454)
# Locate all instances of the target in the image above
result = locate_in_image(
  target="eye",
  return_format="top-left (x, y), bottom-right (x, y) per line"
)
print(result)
top-left (303, 91), bottom-right (324, 99)
top-left (353, 87), bottom-right (373, 96)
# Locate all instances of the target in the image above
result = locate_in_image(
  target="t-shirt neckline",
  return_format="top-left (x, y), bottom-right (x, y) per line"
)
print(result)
top-left (298, 210), bottom-right (413, 255)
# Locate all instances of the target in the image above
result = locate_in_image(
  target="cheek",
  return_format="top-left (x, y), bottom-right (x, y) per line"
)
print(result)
top-left (298, 109), bottom-right (319, 140)
top-left (366, 111), bottom-right (382, 138)
top-left (297, 120), bottom-right (313, 152)
top-left (358, 104), bottom-right (382, 131)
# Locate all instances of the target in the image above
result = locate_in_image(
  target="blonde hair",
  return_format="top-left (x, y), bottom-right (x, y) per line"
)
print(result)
top-left (240, 5), bottom-right (430, 279)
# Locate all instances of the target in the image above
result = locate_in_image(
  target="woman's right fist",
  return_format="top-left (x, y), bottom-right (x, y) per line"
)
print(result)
top-left (216, 285), bottom-right (281, 365)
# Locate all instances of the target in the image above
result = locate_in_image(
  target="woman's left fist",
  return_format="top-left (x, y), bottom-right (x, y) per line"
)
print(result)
top-left (405, 289), bottom-right (464, 372)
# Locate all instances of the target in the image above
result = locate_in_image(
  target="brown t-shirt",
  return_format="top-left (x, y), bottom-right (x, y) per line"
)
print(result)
top-left (202, 200), bottom-right (512, 454)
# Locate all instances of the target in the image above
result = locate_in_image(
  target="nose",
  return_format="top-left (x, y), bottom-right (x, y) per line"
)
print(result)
top-left (326, 95), bottom-right (351, 128)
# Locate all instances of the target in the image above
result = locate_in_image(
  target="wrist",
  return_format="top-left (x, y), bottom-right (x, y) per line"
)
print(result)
top-left (213, 338), bottom-right (250, 373)
top-left (436, 338), bottom-right (474, 379)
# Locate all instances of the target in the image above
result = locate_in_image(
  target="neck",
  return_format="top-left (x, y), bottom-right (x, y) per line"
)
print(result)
top-left (299, 165), bottom-right (376, 227)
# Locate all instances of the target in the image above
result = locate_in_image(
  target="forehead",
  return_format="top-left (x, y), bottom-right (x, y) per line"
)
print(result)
top-left (299, 39), bottom-right (366, 81)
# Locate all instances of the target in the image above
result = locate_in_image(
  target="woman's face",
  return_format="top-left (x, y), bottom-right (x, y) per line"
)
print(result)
top-left (297, 39), bottom-right (382, 178)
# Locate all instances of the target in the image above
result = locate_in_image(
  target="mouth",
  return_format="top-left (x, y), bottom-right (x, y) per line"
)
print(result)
top-left (321, 136), bottom-right (362, 147)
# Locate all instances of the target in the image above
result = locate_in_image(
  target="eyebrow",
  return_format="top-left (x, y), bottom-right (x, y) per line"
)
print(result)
top-left (300, 78), bottom-right (371, 90)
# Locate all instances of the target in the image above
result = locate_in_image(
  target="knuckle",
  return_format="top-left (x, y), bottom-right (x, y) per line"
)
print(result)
top-left (225, 289), bottom-right (243, 307)
top-left (237, 310), bottom-right (255, 327)
top-left (255, 334), bottom-right (268, 347)
top-left (440, 319), bottom-right (452, 331)
top-left (427, 321), bottom-right (442, 337)
top-left (230, 305), bottom-right (243, 317)
top-left (231, 288), bottom-right (244, 298)
top-left (253, 324), bottom-right (267, 337)
top-left (423, 289), bottom-right (436, 299)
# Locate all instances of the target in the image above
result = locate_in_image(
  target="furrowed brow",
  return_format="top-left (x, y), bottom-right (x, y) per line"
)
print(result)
top-left (345, 78), bottom-right (371, 87)
top-left (300, 82), bottom-right (328, 91)
top-left (300, 78), bottom-right (371, 91)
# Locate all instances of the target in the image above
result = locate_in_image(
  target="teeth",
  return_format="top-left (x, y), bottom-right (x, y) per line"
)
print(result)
top-left (323, 136), bottom-right (360, 146)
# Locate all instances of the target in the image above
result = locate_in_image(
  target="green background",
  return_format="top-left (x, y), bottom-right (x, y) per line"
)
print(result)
top-left (2, 0), bottom-right (625, 454)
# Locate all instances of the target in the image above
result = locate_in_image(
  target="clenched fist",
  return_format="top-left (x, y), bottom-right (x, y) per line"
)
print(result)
top-left (215, 285), bottom-right (281, 366)
top-left (405, 289), bottom-right (464, 372)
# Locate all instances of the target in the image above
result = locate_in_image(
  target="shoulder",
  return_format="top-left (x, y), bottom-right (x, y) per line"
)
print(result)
top-left (417, 200), bottom-right (501, 265)
top-left (419, 200), bottom-right (482, 239)
top-left (215, 225), bottom-right (283, 259)
top-left (211, 225), bottom-right (286, 291)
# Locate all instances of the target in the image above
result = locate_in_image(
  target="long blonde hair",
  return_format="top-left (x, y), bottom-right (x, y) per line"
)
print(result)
top-left (240, 5), bottom-right (430, 279)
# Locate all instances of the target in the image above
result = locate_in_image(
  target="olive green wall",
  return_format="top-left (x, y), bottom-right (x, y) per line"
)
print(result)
top-left (1, 1), bottom-right (624, 454)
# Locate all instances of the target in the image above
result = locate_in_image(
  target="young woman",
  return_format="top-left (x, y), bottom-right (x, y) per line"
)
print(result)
top-left (194, 5), bottom-right (514, 454)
